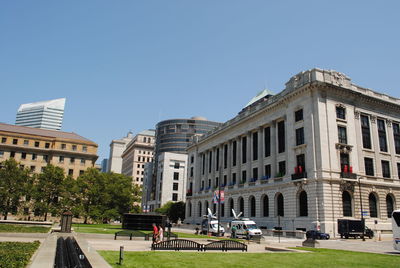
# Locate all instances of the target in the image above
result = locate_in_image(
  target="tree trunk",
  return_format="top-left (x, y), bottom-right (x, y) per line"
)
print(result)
top-left (84, 216), bottom-right (88, 224)
top-left (44, 212), bottom-right (47, 221)
top-left (3, 213), bottom-right (7, 220)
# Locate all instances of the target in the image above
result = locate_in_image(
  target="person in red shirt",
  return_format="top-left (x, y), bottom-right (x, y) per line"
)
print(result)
top-left (152, 223), bottom-right (158, 244)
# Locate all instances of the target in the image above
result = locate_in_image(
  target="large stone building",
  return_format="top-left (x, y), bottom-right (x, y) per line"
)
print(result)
top-left (107, 132), bottom-right (133, 173)
top-left (15, 98), bottom-right (66, 131)
top-left (0, 123), bottom-right (98, 178)
top-left (185, 68), bottom-right (400, 236)
top-left (121, 129), bottom-right (155, 184)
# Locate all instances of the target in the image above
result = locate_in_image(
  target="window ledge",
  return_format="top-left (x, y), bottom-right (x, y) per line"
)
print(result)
top-left (293, 144), bottom-right (307, 150)
top-left (336, 118), bottom-right (347, 123)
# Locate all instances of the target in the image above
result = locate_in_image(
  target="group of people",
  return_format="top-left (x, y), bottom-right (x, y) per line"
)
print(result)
top-left (152, 223), bottom-right (164, 244)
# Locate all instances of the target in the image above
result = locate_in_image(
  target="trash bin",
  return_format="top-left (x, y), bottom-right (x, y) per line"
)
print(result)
top-left (61, 211), bottom-right (73, 233)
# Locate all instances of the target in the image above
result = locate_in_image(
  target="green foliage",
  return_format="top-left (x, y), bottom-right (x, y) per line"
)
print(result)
top-left (32, 164), bottom-right (66, 221)
top-left (0, 159), bottom-right (31, 220)
top-left (76, 169), bottom-right (141, 223)
top-left (155, 201), bottom-right (185, 223)
top-left (0, 241), bottom-right (40, 268)
top-left (100, 249), bottom-right (400, 268)
top-left (0, 224), bottom-right (50, 233)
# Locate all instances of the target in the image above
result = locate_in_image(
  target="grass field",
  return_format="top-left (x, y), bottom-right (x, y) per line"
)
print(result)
top-left (99, 248), bottom-right (400, 268)
top-left (0, 241), bottom-right (40, 267)
top-left (0, 224), bottom-right (50, 233)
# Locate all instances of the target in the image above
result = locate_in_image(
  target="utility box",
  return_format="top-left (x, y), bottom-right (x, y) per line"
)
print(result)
top-left (60, 211), bottom-right (73, 233)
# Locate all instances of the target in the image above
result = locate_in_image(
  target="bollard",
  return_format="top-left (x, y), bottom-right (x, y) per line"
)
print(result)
top-left (119, 246), bottom-right (124, 265)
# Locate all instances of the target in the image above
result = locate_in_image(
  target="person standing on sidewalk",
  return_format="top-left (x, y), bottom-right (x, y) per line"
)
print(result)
top-left (152, 223), bottom-right (158, 245)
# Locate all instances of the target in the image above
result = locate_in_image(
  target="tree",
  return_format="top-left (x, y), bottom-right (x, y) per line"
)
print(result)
top-left (0, 159), bottom-right (31, 220)
top-left (155, 201), bottom-right (186, 223)
top-left (59, 175), bottom-right (80, 217)
top-left (32, 164), bottom-right (65, 221)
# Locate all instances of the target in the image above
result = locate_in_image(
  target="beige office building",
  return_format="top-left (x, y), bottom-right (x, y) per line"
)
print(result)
top-left (121, 130), bottom-right (155, 184)
top-left (0, 123), bottom-right (98, 178)
top-left (108, 132), bottom-right (133, 173)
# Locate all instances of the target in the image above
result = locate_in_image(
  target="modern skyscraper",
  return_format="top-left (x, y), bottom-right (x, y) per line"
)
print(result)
top-left (15, 98), bottom-right (66, 131)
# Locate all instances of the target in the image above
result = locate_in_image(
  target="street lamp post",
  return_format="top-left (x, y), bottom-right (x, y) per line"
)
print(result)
top-left (358, 176), bottom-right (365, 241)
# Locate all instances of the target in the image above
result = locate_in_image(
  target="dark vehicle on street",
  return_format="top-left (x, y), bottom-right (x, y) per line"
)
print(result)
top-left (338, 219), bottom-right (374, 239)
top-left (306, 230), bottom-right (330, 240)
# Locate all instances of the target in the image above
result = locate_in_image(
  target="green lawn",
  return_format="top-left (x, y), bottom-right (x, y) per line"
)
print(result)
top-left (0, 241), bottom-right (40, 267)
top-left (99, 248), bottom-right (400, 268)
top-left (0, 224), bottom-right (50, 233)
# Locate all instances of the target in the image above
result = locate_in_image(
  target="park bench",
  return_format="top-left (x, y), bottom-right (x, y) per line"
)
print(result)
top-left (203, 240), bottom-right (247, 252)
top-left (151, 239), bottom-right (203, 251)
top-left (114, 230), bottom-right (144, 240)
top-left (144, 231), bottom-right (178, 241)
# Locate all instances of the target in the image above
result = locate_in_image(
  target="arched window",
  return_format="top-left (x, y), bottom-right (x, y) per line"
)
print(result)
top-left (299, 191), bottom-right (308, 217)
top-left (369, 193), bottom-right (378, 218)
top-left (205, 200), bottom-right (209, 215)
top-left (229, 198), bottom-right (234, 217)
top-left (221, 203), bottom-right (225, 218)
top-left (198, 201), bottom-right (202, 217)
top-left (213, 203), bottom-right (217, 214)
top-left (262, 195), bottom-right (269, 217)
top-left (386, 194), bottom-right (394, 218)
top-left (238, 197), bottom-right (244, 215)
top-left (276, 193), bottom-right (284, 217)
top-left (249, 196), bottom-right (256, 217)
top-left (342, 191), bottom-right (352, 217)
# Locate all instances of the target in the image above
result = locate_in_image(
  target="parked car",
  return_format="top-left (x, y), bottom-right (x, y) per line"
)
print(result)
top-left (306, 230), bottom-right (330, 240)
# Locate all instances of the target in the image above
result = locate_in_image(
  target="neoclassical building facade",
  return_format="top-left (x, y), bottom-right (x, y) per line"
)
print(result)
top-left (184, 68), bottom-right (400, 236)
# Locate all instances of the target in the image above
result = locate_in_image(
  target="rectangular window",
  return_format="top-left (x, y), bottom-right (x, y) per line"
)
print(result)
top-left (21, 152), bottom-right (27, 159)
top-left (338, 126), bottom-right (347, 144)
top-left (59, 156), bottom-right (64, 163)
top-left (264, 127), bottom-right (271, 157)
top-left (232, 173), bottom-right (236, 184)
top-left (295, 109), bottom-right (303, 122)
top-left (278, 161), bottom-right (286, 176)
top-left (34, 141), bottom-right (40, 147)
top-left (174, 162), bottom-right (180, 169)
top-left (202, 154), bottom-right (205, 174)
top-left (223, 175), bottom-right (227, 185)
top-left (72, 145), bottom-right (77, 151)
top-left (252, 167), bottom-right (258, 179)
top-left (32, 154), bottom-right (37, 160)
top-left (24, 140), bottom-right (29, 146)
top-left (13, 139), bottom-right (18, 145)
top-left (70, 157), bottom-right (75, 163)
top-left (296, 128), bottom-right (305, 146)
top-left (393, 123), bottom-right (400, 154)
top-left (68, 169), bottom-right (74, 176)
top-left (43, 155), bottom-right (49, 163)
top-left (173, 172), bottom-right (179, 180)
top-left (1, 137), bottom-right (6, 143)
top-left (242, 136), bottom-right (247, 164)
top-left (336, 106), bottom-right (346, 120)
top-left (216, 148), bottom-right (219, 171)
top-left (364, 158), bottom-right (374, 176)
top-left (30, 166), bottom-right (35, 172)
top-left (172, 193), bottom-right (178, 201)
top-left (398, 163), bottom-right (400, 179)
top-left (340, 153), bottom-right (350, 172)
top-left (241, 170), bottom-right (247, 183)
top-left (382, 160), bottom-right (391, 178)
top-left (80, 170), bottom-right (84, 175)
top-left (61, 144), bottom-right (66, 150)
top-left (264, 164), bottom-right (271, 178)
top-left (190, 167), bottom-right (193, 177)
top-left (223, 144), bottom-right (228, 169)
top-left (82, 146), bottom-right (87, 152)
top-left (252, 132), bottom-right (258, 161)
top-left (80, 159), bottom-right (85, 164)
top-left (377, 119), bottom-right (387, 152)
top-left (173, 183), bottom-right (179, 191)
top-left (10, 151), bottom-right (15, 158)
top-left (190, 155), bottom-right (194, 164)
top-left (278, 121), bottom-right (285, 153)
top-left (0, 151), bottom-right (4, 157)
top-left (232, 141), bottom-right (237, 166)
top-left (208, 151), bottom-right (212, 173)
top-left (361, 115), bottom-right (372, 149)
top-left (45, 142), bottom-right (50, 149)
top-left (296, 154), bottom-right (305, 171)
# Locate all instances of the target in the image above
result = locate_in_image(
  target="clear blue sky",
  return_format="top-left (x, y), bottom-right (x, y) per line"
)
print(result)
top-left (1, 1), bottom-right (399, 162)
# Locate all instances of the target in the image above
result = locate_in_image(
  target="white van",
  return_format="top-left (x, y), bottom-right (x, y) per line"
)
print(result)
top-left (201, 218), bottom-right (225, 236)
top-left (230, 218), bottom-right (262, 238)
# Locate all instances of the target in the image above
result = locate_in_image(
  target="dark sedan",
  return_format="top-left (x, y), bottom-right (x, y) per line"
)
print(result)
top-left (306, 230), bottom-right (330, 240)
